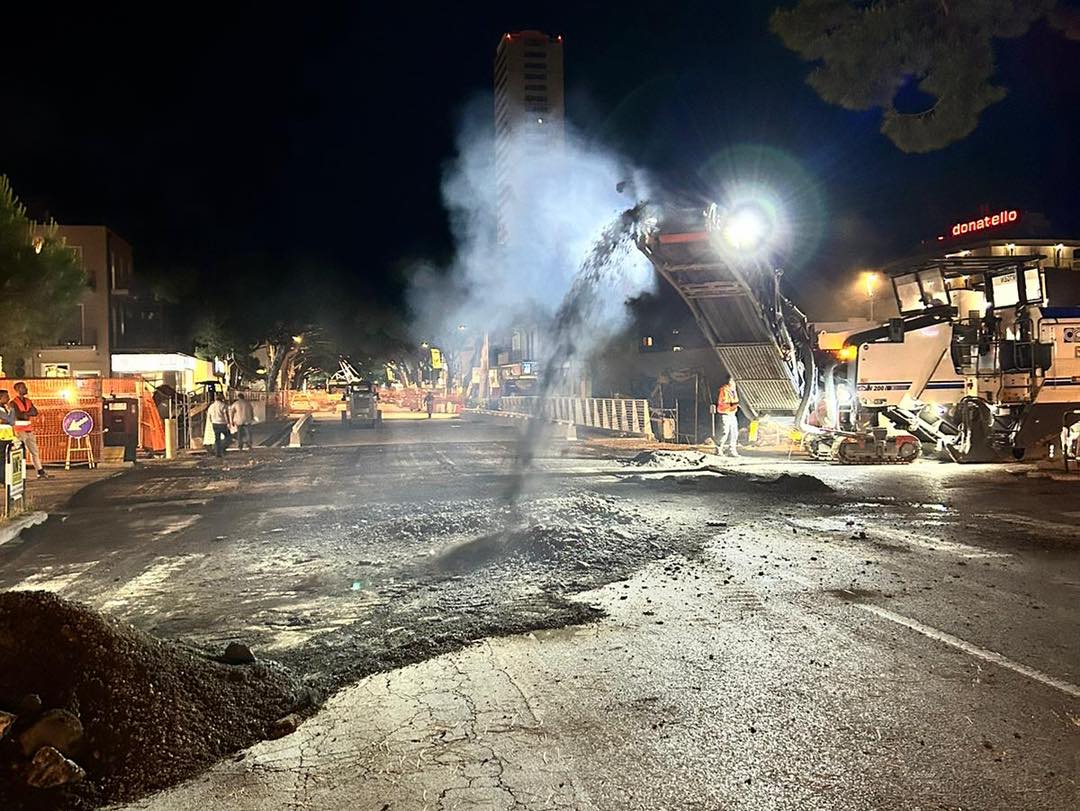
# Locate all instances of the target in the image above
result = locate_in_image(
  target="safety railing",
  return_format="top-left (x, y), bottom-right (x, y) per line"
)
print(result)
top-left (496, 396), bottom-right (654, 439)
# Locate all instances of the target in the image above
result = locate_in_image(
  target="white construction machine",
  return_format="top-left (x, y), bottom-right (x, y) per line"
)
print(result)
top-left (825, 252), bottom-right (1080, 462)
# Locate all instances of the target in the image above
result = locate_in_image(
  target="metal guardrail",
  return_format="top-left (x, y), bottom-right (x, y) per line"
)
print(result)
top-left (497, 396), bottom-right (654, 439)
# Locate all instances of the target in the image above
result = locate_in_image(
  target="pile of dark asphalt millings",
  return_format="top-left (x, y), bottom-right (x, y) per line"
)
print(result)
top-left (0, 591), bottom-right (314, 810)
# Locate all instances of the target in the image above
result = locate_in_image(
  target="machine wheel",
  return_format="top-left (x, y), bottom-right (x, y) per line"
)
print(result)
top-left (947, 398), bottom-right (996, 463)
top-left (896, 439), bottom-right (921, 463)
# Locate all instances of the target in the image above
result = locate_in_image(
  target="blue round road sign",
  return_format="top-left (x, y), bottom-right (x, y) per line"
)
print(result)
top-left (62, 410), bottom-right (94, 439)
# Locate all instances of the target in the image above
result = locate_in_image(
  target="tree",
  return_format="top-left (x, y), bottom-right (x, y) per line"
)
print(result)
top-left (771, 1), bottom-right (1058, 153)
top-left (0, 175), bottom-right (86, 365)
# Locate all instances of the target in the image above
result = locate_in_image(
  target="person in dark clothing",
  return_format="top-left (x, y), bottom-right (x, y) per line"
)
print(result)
top-left (423, 391), bottom-right (435, 419)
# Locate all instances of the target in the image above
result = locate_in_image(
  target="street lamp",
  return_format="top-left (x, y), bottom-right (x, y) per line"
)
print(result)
top-left (862, 271), bottom-right (879, 321)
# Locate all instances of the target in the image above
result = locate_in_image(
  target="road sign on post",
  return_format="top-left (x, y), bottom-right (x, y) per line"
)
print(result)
top-left (62, 409), bottom-right (96, 469)
top-left (62, 410), bottom-right (94, 438)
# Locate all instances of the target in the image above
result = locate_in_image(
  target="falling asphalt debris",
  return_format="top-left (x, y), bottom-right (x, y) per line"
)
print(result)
top-left (0, 591), bottom-right (312, 810)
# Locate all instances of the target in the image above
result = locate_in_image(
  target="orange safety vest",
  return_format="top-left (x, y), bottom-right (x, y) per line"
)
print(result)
top-left (10, 396), bottom-right (35, 433)
top-left (716, 383), bottom-right (739, 414)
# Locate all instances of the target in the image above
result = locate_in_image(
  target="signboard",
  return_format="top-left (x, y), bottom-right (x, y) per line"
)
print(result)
top-left (6, 444), bottom-right (24, 501)
top-left (947, 209), bottom-right (1019, 238)
top-left (430, 347), bottom-right (444, 369)
top-left (62, 410), bottom-right (94, 438)
top-left (111, 353), bottom-right (197, 373)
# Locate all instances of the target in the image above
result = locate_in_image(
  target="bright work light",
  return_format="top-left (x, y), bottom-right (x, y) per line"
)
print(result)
top-left (722, 204), bottom-right (770, 252)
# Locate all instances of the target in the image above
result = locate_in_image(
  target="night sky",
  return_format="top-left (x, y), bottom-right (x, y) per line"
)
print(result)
top-left (3, 1), bottom-right (1079, 318)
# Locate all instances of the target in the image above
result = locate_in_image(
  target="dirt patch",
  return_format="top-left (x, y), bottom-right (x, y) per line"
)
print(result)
top-left (0, 591), bottom-right (311, 810)
top-left (630, 470), bottom-right (833, 496)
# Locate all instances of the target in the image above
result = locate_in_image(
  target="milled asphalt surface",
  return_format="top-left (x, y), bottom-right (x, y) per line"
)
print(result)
top-left (0, 415), bottom-right (1078, 809)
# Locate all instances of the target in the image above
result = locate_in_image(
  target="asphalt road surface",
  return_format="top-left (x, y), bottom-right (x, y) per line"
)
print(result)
top-left (2, 415), bottom-right (1078, 810)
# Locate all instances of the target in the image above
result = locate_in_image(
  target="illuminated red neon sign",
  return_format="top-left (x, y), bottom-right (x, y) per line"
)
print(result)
top-left (950, 209), bottom-right (1019, 237)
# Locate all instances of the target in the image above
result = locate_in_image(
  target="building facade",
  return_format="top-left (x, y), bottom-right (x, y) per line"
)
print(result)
top-left (483, 31), bottom-right (566, 399)
top-left (494, 30), bottom-right (565, 244)
top-left (25, 225), bottom-right (161, 378)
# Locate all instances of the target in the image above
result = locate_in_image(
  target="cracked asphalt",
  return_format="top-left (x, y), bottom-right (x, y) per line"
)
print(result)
top-left (1, 415), bottom-right (1078, 809)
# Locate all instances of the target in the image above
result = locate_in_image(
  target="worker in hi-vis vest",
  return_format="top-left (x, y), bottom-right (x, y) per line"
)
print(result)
top-left (716, 375), bottom-right (740, 458)
top-left (12, 381), bottom-right (47, 478)
top-left (0, 390), bottom-right (19, 483)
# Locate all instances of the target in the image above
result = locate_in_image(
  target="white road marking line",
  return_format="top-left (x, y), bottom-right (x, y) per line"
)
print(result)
top-left (101, 554), bottom-right (205, 611)
top-left (858, 603), bottom-right (1080, 699)
top-left (9, 561), bottom-right (98, 594)
top-left (153, 515), bottom-right (201, 538)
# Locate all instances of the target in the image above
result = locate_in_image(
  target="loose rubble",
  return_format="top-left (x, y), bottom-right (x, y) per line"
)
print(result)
top-left (622, 449), bottom-right (711, 469)
top-left (0, 591), bottom-right (311, 809)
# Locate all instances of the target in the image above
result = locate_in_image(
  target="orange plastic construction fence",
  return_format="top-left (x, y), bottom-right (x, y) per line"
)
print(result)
top-left (0, 377), bottom-right (166, 463)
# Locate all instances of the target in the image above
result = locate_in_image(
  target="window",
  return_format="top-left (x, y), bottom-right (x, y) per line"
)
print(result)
top-left (524, 73), bottom-right (546, 81)
top-left (42, 363), bottom-right (71, 378)
top-left (524, 84), bottom-right (546, 92)
top-left (1023, 267), bottom-right (1043, 303)
top-left (524, 103), bottom-right (548, 113)
top-left (59, 304), bottom-right (85, 345)
top-left (524, 62), bottom-right (546, 69)
top-left (524, 95), bottom-right (547, 103)
top-left (523, 51), bottom-right (546, 58)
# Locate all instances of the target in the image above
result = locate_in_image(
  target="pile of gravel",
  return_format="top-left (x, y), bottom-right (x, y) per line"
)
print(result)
top-left (0, 591), bottom-right (311, 810)
top-left (428, 492), bottom-right (666, 575)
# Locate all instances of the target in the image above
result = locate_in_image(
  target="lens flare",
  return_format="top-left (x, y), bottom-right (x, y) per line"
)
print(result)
top-left (721, 203), bottom-right (771, 252)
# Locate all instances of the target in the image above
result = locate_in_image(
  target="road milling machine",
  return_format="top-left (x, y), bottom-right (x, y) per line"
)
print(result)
top-left (827, 252), bottom-right (1080, 462)
top-left (638, 204), bottom-right (1080, 464)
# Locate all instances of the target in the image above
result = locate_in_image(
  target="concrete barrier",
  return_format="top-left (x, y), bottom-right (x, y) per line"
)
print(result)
top-left (288, 414), bottom-right (314, 448)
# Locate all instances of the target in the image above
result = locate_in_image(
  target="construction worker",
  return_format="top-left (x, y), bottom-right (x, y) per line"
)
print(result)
top-left (207, 392), bottom-right (232, 458)
top-left (229, 393), bottom-right (255, 450)
top-left (716, 374), bottom-right (740, 458)
top-left (12, 382), bottom-right (47, 478)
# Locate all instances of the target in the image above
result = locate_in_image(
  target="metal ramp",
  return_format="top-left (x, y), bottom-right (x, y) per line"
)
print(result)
top-left (638, 221), bottom-right (809, 418)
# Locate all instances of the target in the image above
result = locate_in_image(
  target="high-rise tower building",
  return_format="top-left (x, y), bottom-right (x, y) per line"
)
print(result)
top-left (494, 30), bottom-right (565, 243)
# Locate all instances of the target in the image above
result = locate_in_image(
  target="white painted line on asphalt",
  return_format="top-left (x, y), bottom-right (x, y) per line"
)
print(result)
top-left (9, 561), bottom-right (97, 594)
top-left (858, 603), bottom-right (1080, 699)
top-left (101, 554), bottom-right (205, 611)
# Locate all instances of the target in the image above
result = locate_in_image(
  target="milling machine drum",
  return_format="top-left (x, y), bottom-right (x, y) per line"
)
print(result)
top-left (946, 397), bottom-right (997, 463)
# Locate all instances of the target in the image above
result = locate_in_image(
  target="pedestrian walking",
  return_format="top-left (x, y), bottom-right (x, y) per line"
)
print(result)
top-left (229, 393), bottom-right (255, 450)
top-left (11, 382), bottom-right (48, 478)
top-left (423, 391), bottom-right (435, 419)
top-left (716, 374), bottom-right (740, 458)
top-left (207, 392), bottom-right (232, 458)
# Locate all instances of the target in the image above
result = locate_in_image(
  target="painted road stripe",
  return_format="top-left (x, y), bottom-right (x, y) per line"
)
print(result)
top-left (859, 604), bottom-right (1080, 699)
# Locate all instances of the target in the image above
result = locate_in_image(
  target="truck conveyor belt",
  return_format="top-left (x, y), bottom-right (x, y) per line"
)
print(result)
top-left (638, 227), bottom-right (806, 417)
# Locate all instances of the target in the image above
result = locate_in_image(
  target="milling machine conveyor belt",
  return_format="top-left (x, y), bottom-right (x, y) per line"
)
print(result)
top-left (638, 227), bottom-right (806, 417)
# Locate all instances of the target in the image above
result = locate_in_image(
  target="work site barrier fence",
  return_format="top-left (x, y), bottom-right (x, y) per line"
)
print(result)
top-left (377, 388), bottom-right (463, 413)
top-left (496, 396), bottom-right (654, 438)
top-left (0, 377), bottom-right (168, 464)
